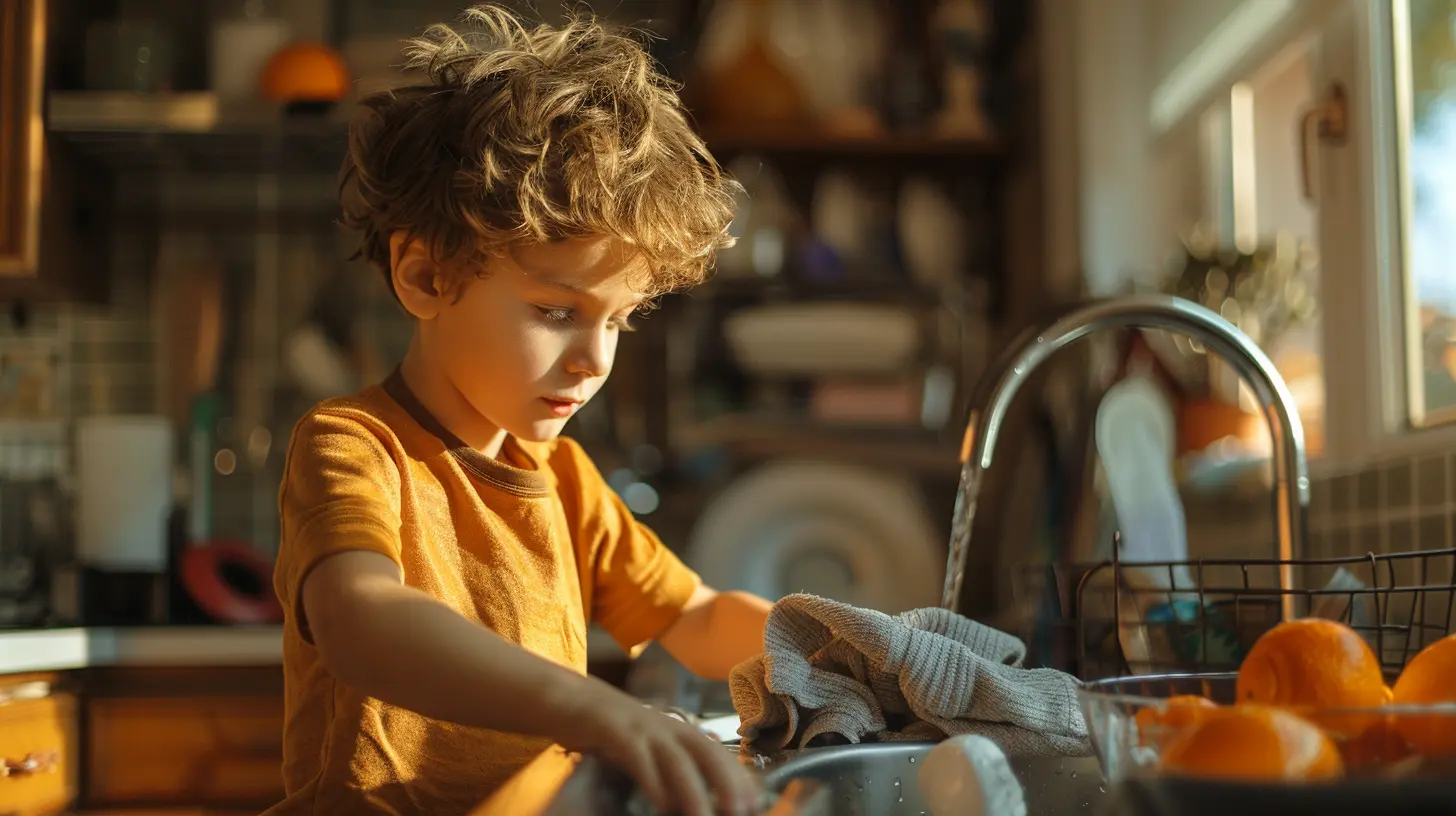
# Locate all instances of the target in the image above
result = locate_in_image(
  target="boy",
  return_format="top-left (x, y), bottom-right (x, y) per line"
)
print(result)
top-left (267, 6), bottom-right (773, 815)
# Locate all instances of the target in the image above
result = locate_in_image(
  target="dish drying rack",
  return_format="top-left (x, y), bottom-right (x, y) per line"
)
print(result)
top-left (1017, 535), bottom-right (1456, 682)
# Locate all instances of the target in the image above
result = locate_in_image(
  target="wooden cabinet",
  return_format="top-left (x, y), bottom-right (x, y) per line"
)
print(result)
top-left (0, 0), bottom-right (110, 302)
top-left (80, 667), bottom-right (285, 812)
top-left (0, 674), bottom-right (79, 816)
top-left (0, 0), bottom-right (45, 278)
top-left (86, 696), bottom-right (284, 809)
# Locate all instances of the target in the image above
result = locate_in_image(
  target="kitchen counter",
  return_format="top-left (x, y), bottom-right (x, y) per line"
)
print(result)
top-left (0, 625), bottom-right (628, 674)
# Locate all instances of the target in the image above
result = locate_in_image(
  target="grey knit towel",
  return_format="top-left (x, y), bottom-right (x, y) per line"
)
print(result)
top-left (729, 594), bottom-right (1091, 757)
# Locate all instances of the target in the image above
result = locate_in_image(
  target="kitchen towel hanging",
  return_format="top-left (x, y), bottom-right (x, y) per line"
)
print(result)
top-left (75, 415), bottom-right (174, 572)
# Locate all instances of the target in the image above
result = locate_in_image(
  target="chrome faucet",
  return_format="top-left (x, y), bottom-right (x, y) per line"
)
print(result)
top-left (940, 294), bottom-right (1309, 622)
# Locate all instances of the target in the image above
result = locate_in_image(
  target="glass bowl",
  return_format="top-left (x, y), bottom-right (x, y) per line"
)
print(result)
top-left (1076, 672), bottom-right (1456, 784)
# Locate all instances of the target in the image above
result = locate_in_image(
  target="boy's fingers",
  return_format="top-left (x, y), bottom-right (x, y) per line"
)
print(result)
top-left (621, 740), bottom-right (669, 813)
top-left (654, 739), bottom-right (714, 816)
top-left (688, 738), bottom-right (759, 815)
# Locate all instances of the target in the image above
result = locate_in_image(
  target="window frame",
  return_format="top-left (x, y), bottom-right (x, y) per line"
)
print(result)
top-left (1169, 0), bottom-right (1456, 475)
top-left (1320, 0), bottom-right (1456, 473)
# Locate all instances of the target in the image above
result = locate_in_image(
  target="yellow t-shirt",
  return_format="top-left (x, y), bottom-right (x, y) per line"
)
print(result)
top-left (266, 372), bottom-right (701, 815)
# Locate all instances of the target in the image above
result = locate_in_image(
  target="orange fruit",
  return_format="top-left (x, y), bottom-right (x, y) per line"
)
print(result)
top-left (1160, 705), bottom-right (1343, 782)
top-left (1339, 716), bottom-right (1414, 772)
top-left (1235, 618), bottom-right (1387, 738)
top-left (1391, 633), bottom-right (1456, 757)
top-left (1134, 695), bottom-right (1219, 748)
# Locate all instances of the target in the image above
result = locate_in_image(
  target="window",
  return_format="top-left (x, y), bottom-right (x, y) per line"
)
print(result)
top-left (1395, 0), bottom-right (1456, 427)
top-left (1176, 36), bottom-right (1329, 458)
top-left (1071, 0), bottom-right (1456, 468)
top-left (1163, 0), bottom-right (1456, 466)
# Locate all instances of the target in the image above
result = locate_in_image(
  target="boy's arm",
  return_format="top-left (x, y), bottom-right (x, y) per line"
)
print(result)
top-left (301, 549), bottom-right (761, 816)
top-left (655, 585), bottom-right (772, 681)
top-left (302, 549), bottom-right (601, 737)
top-left (552, 438), bottom-right (775, 677)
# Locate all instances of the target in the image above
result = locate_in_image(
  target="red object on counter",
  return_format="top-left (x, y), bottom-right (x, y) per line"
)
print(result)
top-left (179, 539), bottom-right (283, 624)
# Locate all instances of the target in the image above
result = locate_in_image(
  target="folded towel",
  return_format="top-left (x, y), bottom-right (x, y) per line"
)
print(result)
top-left (729, 594), bottom-right (1091, 757)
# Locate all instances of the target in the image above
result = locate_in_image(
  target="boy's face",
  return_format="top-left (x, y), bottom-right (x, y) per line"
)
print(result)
top-left (396, 235), bottom-right (644, 444)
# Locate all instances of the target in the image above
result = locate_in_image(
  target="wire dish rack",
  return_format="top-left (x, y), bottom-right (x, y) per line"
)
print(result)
top-left (1014, 539), bottom-right (1456, 682)
top-left (1015, 540), bottom-right (1456, 800)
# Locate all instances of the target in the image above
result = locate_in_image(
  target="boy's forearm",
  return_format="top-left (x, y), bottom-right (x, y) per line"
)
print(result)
top-left (307, 560), bottom-right (602, 741)
top-left (660, 589), bottom-right (772, 681)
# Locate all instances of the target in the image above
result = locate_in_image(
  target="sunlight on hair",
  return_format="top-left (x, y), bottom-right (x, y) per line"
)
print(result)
top-left (338, 4), bottom-right (741, 301)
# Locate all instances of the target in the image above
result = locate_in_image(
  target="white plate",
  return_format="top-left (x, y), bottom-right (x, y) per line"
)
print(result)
top-left (686, 460), bottom-right (943, 614)
top-left (723, 302), bottom-right (921, 376)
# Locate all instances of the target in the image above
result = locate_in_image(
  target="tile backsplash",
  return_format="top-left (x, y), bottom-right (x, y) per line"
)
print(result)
top-left (1179, 451), bottom-right (1456, 662)
top-left (1310, 454), bottom-right (1456, 657)
top-left (8, 203), bottom-right (407, 561)
top-left (1310, 454), bottom-right (1456, 559)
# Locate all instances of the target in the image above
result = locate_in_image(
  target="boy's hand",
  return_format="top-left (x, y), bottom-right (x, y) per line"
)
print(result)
top-left (557, 687), bottom-right (761, 816)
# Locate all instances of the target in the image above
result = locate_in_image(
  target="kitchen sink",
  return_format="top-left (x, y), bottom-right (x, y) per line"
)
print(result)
top-left (760, 742), bottom-right (1106, 816)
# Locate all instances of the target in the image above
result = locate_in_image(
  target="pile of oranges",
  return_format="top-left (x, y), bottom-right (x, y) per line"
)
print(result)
top-left (1130, 621), bottom-right (1456, 782)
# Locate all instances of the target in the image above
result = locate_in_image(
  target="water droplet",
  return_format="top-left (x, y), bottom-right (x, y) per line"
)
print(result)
top-left (1071, 771), bottom-right (1078, 778)
top-left (854, 783), bottom-right (863, 793)
top-left (1036, 335), bottom-right (1045, 343)
top-left (1099, 785), bottom-right (1107, 793)
top-left (908, 756), bottom-right (917, 764)
top-left (898, 794), bottom-right (905, 803)
top-left (893, 778), bottom-right (902, 787)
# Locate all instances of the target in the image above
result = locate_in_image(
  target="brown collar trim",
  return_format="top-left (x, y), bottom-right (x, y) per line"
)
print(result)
top-left (381, 369), bottom-right (549, 497)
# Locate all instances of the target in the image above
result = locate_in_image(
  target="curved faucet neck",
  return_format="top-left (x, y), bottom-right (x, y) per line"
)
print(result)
top-left (941, 295), bottom-right (1309, 623)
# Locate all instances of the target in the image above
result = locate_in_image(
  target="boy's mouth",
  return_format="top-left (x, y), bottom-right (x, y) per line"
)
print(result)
top-left (541, 396), bottom-right (582, 417)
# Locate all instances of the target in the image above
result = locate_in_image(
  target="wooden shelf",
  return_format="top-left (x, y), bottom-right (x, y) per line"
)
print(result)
top-left (674, 414), bottom-right (962, 475)
top-left (699, 125), bottom-right (1004, 161)
top-left (48, 93), bottom-right (347, 176)
top-left (46, 94), bottom-right (1006, 177)
top-left (689, 275), bottom-right (993, 312)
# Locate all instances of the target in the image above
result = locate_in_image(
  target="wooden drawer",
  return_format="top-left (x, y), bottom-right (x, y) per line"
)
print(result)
top-left (85, 695), bottom-right (284, 810)
top-left (0, 690), bottom-right (78, 816)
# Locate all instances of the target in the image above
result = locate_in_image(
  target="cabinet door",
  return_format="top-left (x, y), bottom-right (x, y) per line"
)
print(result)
top-left (85, 694), bottom-right (285, 810)
top-left (0, 692), bottom-right (78, 816)
top-left (0, 0), bottom-right (44, 277)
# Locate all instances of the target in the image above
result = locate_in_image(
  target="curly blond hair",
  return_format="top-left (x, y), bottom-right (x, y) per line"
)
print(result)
top-left (339, 4), bottom-right (739, 298)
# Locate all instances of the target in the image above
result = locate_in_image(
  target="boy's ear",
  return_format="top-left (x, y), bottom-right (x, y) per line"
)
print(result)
top-left (390, 232), bottom-right (447, 320)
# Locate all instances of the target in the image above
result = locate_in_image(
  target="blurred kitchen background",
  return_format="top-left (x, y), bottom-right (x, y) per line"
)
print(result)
top-left (1, 0), bottom-right (1455, 812)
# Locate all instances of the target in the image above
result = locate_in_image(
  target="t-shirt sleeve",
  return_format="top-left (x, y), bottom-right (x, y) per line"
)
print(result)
top-left (554, 439), bottom-right (701, 657)
top-left (274, 409), bottom-right (404, 644)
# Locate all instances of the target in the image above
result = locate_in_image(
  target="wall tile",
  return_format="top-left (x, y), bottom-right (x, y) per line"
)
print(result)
top-left (1357, 469), bottom-right (1381, 513)
top-left (1385, 460), bottom-right (1413, 513)
top-left (1416, 454), bottom-right (1447, 511)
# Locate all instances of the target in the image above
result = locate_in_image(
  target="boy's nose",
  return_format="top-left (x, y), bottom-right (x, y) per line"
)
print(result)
top-left (564, 328), bottom-right (613, 379)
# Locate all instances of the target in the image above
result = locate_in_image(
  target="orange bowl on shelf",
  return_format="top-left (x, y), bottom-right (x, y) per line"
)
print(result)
top-left (259, 41), bottom-right (350, 105)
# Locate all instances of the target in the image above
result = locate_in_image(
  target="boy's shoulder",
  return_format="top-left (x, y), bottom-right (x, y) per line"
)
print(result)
top-left (302, 382), bottom-right (396, 424)
top-left (287, 384), bottom-right (413, 452)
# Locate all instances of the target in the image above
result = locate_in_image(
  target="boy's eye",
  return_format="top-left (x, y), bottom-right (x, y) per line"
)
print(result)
top-left (535, 306), bottom-right (574, 323)
top-left (535, 305), bottom-right (635, 332)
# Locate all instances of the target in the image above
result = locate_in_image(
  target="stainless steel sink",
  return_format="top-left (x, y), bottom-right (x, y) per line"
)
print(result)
top-left (760, 742), bottom-right (1106, 816)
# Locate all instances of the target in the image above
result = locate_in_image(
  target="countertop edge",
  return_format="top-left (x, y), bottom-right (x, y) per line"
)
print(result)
top-left (0, 625), bottom-right (627, 674)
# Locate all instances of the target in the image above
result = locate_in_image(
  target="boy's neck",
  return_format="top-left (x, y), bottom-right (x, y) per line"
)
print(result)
top-left (398, 340), bottom-right (510, 459)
